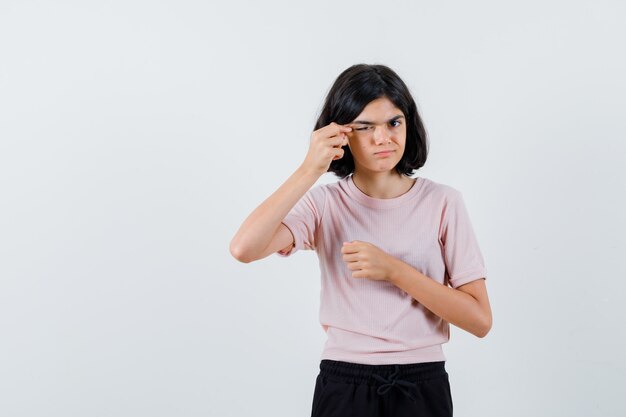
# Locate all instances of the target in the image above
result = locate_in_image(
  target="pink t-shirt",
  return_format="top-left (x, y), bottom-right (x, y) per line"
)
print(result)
top-left (277, 174), bottom-right (487, 365)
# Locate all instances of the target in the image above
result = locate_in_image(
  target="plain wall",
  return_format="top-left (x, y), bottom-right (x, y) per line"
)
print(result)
top-left (1, 1), bottom-right (625, 416)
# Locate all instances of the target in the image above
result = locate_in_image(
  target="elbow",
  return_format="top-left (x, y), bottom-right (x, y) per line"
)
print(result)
top-left (475, 315), bottom-right (492, 338)
top-left (229, 240), bottom-right (253, 263)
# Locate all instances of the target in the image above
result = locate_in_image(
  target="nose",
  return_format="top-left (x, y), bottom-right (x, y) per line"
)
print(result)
top-left (373, 125), bottom-right (392, 144)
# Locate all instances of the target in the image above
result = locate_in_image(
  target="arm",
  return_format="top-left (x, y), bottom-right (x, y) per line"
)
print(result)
top-left (387, 260), bottom-right (492, 338)
top-left (229, 165), bottom-right (321, 263)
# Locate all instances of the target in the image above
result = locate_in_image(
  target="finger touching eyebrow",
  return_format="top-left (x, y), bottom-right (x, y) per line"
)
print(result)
top-left (350, 115), bottom-right (404, 125)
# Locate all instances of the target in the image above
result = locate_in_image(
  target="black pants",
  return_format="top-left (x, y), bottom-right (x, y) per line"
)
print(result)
top-left (311, 359), bottom-right (453, 417)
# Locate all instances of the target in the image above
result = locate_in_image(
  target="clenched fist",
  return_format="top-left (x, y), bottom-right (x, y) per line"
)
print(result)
top-left (340, 240), bottom-right (401, 282)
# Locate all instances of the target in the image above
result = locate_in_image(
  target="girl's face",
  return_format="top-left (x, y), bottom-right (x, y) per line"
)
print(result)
top-left (346, 96), bottom-right (407, 175)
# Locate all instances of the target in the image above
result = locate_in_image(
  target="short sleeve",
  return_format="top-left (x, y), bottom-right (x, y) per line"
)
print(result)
top-left (276, 186), bottom-right (325, 257)
top-left (438, 190), bottom-right (487, 288)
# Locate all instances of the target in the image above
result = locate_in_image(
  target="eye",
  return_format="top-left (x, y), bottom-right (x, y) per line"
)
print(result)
top-left (356, 126), bottom-right (371, 131)
top-left (390, 120), bottom-right (402, 128)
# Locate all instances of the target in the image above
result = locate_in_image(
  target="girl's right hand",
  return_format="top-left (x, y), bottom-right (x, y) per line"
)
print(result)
top-left (301, 122), bottom-right (352, 176)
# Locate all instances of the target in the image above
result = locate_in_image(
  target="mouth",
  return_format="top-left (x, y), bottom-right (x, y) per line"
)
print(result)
top-left (374, 150), bottom-right (395, 156)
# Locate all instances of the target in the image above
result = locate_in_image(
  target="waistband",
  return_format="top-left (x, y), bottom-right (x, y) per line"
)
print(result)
top-left (319, 359), bottom-right (447, 403)
top-left (320, 359), bottom-right (447, 383)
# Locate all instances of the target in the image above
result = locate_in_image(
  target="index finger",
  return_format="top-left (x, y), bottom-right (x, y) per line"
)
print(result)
top-left (330, 122), bottom-right (353, 133)
top-left (341, 244), bottom-right (359, 254)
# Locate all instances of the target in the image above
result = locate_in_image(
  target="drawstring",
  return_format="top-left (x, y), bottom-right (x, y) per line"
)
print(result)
top-left (371, 364), bottom-right (418, 403)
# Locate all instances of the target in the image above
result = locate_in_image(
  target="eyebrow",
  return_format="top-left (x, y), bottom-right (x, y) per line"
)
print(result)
top-left (351, 115), bottom-right (405, 125)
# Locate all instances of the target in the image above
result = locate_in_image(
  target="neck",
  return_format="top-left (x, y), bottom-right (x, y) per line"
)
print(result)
top-left (351, 171), bottom-right (416, 199)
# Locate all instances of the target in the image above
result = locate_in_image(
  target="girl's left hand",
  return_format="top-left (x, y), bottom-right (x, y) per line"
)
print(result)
top-left (340, 240), bottom-right (399, 282)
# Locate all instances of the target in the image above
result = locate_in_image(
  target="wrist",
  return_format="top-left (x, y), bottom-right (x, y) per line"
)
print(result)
top-left (387, 258), bottom-right (408, 284)
top-left (297, 164), bottom-right (323, 180)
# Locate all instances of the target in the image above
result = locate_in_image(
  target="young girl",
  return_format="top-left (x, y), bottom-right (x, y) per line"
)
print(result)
top-left (230, 64), bottom-right (492, 417)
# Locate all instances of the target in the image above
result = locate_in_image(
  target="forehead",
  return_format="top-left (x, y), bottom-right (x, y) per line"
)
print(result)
top-left (352, 97), bottom-right (404, 123)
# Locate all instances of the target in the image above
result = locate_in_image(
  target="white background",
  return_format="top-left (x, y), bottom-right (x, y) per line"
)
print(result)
top-left (1, 1), bottom-right (625, 416)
